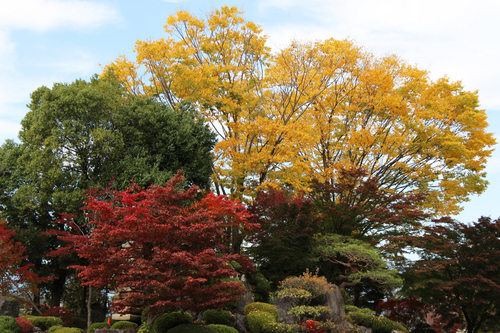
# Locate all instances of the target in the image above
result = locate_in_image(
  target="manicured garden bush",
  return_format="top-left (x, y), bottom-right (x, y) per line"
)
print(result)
top-left (345, 306), bottom-right (408, 333)
top-left (247, 311), bottom-right (276, 333)
top-left (155, 311), bottom-right (193, 333)
top-left (0, 316), bottom-right (19, 333)
top-left (15, 317), bottom-right (34, 333)
top-left (43, 307), bottom-right (74, 327)
top-left (262, 322), bottom-right (301, 333)
top-left (71, 317), bottom-right (87, 329)
top-left (207, 324), bottom-right (239, 333)
top-left (111, 320), bottom-right (138, 330)
top-left (244, 302), bottom-right (279, 321)
top-left (203, 309), bottom-right (232, 325)
top-left (26, 315), bottom-right (64, 330)
top-left (167, 323), bottom-right (213, 333)
top-left (88, 322), bottom-right (110, 333)
top-left (47, 327), bottom-right (83, 333)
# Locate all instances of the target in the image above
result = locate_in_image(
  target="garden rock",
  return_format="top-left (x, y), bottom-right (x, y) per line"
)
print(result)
top-left (324, 286), bottom-right (345, 322)
top-left (0, 296), bottom-right (20, 318)
top-left (229, 313), bottom-right (247, 333)
top-left (274, 297), bottom-right (295, 324)
top-left (235, 278), bottom-right (254, 314)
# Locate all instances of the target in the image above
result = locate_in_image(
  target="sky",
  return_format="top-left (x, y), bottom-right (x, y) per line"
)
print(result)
top-left (1, 0), bottom-right (499, 223)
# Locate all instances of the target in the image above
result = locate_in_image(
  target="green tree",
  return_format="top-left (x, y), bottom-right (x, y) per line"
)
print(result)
top-left (0, 76), bottom-right (216, 307)
top-left (114, 99), bottom-right (216, 190)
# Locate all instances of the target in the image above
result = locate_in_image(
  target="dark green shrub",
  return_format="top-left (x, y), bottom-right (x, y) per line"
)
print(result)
top-left (203, 309), bottom-right (232, 325)
top-left (47, 327), bottom-right (83, 333)
top-left (371, 316), bottom-right (396, 333)
top-left (244, 302), bottom-right (279, 321)
top-left (262, 322), bottom-right (301, 333)
top-left (0, 316), bottom-right (19, 333)
top-left (393, 322), bottom-right (409, 333)
top-left (71, 317), bottom-right (87, 329)
top-left (167, 323), bottom-right (213, 333)
top-left (247, 311), bottom-right (276, 333)
top-left (207, 324), bottom-right (238, 333)
top-left (248, 273), bottom-right (272, 303)
top-left (111, 320), bottom-right (138, 330)
top-left (88, 322), bottom-right (109, 333)
top-left (155, 311), bottom-right (193, 333)
top-left (26, 315), bottom-right (64, 330)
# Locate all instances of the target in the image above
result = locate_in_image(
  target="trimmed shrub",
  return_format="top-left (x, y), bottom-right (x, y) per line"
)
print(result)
top-left (262, 322), bottom-right (301, 333)
top-left (111, 320), bottom-right (138, 330)
top-left (48, 327), bottom-right (83, 333)
top-left (203, 309), bottom-right (232, 325)
top-left (244, 302), bottom-right (279, 321)
top-left (26, 315), bottom-right (64, 330)
top-left (15, 317), bottom-right (34, 333)
top-left (155, 311), bottom-right (193, 333)
top-left (247, 311), bottom-right (276, 333)
top-left (278, 271), bottom-right (333, 305)
top-left (167, 323), bottom-right (213, 333)
top-left (88, 322), bottom-right (110, 333)
top-left (345, 308), bottom-right (408, 333)
top-left (43, 307), bottom-right (74, 327)
top-left (71, 317), bottom-right (87, 329)
top-left (0, 316), bottom-right (19, 333)
top-left (207, 324), bottom-right (239, 333)
top-left (248, 273), bottom-right (272, 303)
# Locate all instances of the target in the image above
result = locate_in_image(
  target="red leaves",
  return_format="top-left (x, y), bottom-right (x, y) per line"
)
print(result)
top-left (56, 172), bottom-right (254, 313)
top-left (0, 219), bottom-right (44, 297)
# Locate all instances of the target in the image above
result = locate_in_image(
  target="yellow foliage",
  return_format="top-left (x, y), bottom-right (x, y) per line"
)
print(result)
top-left (102, 6), bottom-right (496, 214)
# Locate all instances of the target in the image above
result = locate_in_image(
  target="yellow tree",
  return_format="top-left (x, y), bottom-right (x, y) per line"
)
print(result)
top-left (103, 6), bottom-right (496, 217)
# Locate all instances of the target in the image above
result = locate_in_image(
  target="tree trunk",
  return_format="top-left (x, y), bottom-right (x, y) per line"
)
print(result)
top-left (87, 285), bottom-right (92, 330)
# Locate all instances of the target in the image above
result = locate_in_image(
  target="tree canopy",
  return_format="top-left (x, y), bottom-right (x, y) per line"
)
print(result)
top-left (104, 6), bottom-right (495, 216)
top-left (403, 217), bottom-right (500, 333)
top-left (0, 75), bottom-right (216, 307)
top-left (54, 173), bottom-right (256, 314)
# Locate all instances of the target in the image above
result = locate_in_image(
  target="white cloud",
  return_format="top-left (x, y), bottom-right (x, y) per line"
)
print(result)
top-left (0, 0), bottom-right (120, 32)
top-left (259, 0), bottom-right (500, 110)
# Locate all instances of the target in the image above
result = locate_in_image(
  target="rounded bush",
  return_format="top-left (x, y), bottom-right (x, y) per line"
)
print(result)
top-left (244, 302), bottom-right (279, 321)
top-left (207, 324), bottom-right (238, 333)
top-left (203, 309), bottom-right (232, 325)
top-left (371, 316), bottom-right (396, 333)
top-left (88, 322), bottom-right (109, 333)
top-left (155, 311), bottom-right (193, 333)
top-left (0, 316), bottom-right (19, 333)
top-left (247, 311), bottom-right (276, 333)
top-left (111, 320), bottom-right (139, 330)
top-left (71, 317), bottom-right (87, 329)
top-left (43, 307), bottom-right (74, 326)
top-left (262, 322), bottom-right (301, 333)
top-left (15, 317), bottom-right (34, 333)
top-left (48, 327), bottom-right (83, 333)
top-left (167, 323), bottom-right (213, 333)
top-left (26, 315), bottom-right (64, 330)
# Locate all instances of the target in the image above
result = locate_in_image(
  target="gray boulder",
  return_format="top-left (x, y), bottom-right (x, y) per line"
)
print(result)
top-left (0, 296), bottom-right (20, 318)
top-left (229, 313), bottom-right (247, 333)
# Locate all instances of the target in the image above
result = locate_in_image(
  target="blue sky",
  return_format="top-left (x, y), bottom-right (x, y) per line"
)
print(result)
top-left (1, 0), bottom-right (499, 222)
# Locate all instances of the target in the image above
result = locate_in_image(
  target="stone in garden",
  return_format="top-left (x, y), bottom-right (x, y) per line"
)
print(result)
top-left (274, 296), bottom-right (295, 324)
top-left (235, 278), bottom-right (254, 314)
top-left (229, 313), bottom-right (247, 333)
top-left (0, 296), bottom-right (20, 318)
top-left (324, 286), bottom-right (345, 322)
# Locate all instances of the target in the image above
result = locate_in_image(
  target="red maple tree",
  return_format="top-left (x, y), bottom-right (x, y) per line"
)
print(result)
top-left (0, 219), bottom-right (44, 301)
top-left (54, 173), bottom-right (256, 314)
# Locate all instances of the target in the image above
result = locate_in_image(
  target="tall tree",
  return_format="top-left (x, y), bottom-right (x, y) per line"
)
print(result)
top-left (104, 6), bottom-right (495, 217)
top-left (402, 217), bottom-right (500, 333)
top-left (53, 173), bottom-right (255, 316)
top-left (0, 76), bottom-right (216, 307)
top-left (247, 188), bottom-right (322, 286)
